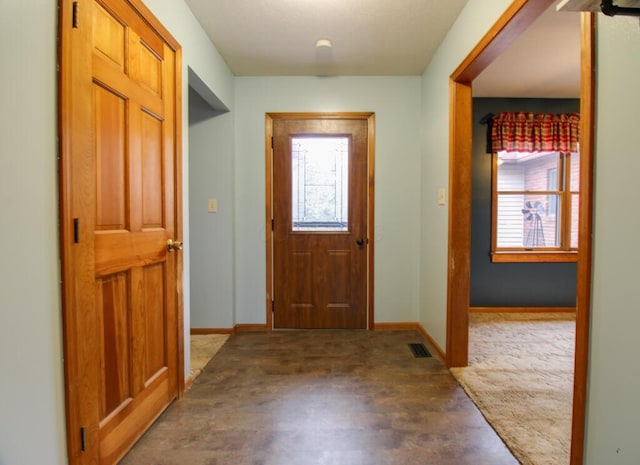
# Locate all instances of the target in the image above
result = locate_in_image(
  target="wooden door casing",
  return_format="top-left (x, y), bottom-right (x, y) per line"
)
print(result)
top-left (59, 0), bottom-right (183, 463)
top-left (272, 117), bottom-right (370, 329)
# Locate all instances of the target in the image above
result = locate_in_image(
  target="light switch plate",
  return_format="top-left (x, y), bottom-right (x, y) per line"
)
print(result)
top-left (207, 198), bottom-right (218, 213)
top-left (437, 188), bottom-right (446, 206)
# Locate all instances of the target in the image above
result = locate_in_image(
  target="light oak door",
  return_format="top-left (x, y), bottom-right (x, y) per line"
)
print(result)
top-left (59, 0), bottom-right (182, 464)
top-left (272, 118), bottom-right (369, 329)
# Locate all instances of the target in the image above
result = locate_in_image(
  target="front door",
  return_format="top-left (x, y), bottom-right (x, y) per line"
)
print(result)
top-left (59, 0), bottom-right (182, 463)
top-left (271, 116), bottom-right (371, 329)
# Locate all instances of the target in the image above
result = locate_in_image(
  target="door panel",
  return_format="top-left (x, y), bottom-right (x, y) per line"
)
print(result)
top-left (92, 1), bottom-right (177, 461)
top-left (59, 0), bottom-right (182, 463)
top-left (273, 118), bottom-right (368, 329)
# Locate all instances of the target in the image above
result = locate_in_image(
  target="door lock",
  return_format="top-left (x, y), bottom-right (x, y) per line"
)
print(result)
top-left (167, 239), bottom-right (183, 251)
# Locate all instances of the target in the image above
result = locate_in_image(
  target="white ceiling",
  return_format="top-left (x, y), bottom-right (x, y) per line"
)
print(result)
top-left (185, 0), bottom-right (582, 98)
top-left (474, 2), bottom-right (581, 98)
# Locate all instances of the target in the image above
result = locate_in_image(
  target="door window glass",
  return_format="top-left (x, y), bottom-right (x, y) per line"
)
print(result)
top-left (291, 137), bottom-right (349, 231)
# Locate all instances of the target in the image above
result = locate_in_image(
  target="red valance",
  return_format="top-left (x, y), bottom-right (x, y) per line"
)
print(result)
top-left (490, 112), bottom-right (580, 153)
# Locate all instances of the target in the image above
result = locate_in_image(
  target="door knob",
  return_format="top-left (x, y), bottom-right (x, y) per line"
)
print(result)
top-left (167, 239), bottom-right (183, 252)
top-left (356, 238), bottom-right (365, 247)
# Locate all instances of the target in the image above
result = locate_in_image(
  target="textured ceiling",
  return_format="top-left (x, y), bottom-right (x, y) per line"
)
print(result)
top-left (185, 0), bottom-right (582, 98)
top-left (184, 0), bottom-right (469, 76)
top-left (474, 3), bottom-right (581, 98)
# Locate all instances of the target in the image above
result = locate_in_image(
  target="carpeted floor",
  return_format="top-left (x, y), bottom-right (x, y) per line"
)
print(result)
top-left (189, 334), bottom-right (229, 382)
top-left (450, 312), bottom-right (575, 465)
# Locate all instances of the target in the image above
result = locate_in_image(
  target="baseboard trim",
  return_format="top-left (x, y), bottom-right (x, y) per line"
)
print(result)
top-left (190, 325), bottom-right (271, 335)
top-left (469, 306), bottom-right (576, 314)
top-left (415, 324), bottom-right (446, 362)
top-left (184, 374), bottom-right (195, 391)
top-left (372, 322), bottom-right (418, 331)
top-left (234, 324), bottom-right (269, 333)
top-left (190, 328), bottom-right (234, 335)
top-left (373, 322), bottom-right (446, 362)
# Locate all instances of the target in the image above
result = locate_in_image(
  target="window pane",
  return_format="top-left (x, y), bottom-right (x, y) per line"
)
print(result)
top-left (497, 194), bottom-right (560, 248)
top-left (570, 193), bottom-right (579, 249)
top-left (547, 167), bottom-right (558, 215)
top-left (291, 137), bottom-right (349, 232)
top-left (569, 151), bottom-right (580, 191)
top-left (497, 151), bottom-right (560, 192)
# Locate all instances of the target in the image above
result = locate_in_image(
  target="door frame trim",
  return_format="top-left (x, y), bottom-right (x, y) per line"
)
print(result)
top-left (265, 112), bottom-right (376, 330)
top-left (446, 2), bottom-right (594, 464)
top-left (58, 0), bottom-right (184, 461)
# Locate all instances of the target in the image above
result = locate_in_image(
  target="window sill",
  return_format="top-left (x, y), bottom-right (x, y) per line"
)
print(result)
top-left (491, 251), bottom-right (578, 263)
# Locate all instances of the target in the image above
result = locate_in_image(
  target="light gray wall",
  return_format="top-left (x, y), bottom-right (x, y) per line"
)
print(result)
top-left (188, 89), bottom-right (235, 328)
top-left (142, 0), bottom-right (235, 376)
top-left (234, 76), bottom-right (422, 324)
top-left (0, 2), bottom-right (66, 464)
top-left (419, 0), bottom-right (513, 347)
top-left (585, 14), bottom-right (640, 465)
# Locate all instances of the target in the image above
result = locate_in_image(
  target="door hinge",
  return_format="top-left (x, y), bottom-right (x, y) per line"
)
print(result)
top-left (80, 426), bottom-right (87, 452)
top-left (271, 218), bottom-right (274, 231)
top-left (271, 136), bottom-right (274, 149)
top-left (73, 218), bottom-right (80, 244)
top-left (72, 1), bottom-right (79, 29)
top-left (272, 300), bottom-right (275, 312)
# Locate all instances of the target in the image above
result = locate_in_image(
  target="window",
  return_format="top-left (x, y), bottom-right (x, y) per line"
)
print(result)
top-left (291, 136), bottom-right (349, 232)
top-left (492, 150), bottom-right (579, 262)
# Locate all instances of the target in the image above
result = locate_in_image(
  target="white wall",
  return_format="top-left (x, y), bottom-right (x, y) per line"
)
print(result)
top-left (419, 0), bottom-right (513, 347)
top-left (0, 2), bottom-right (67, 464)
top-left (584, 14), bottom-right (640, 465)
top-left (234, 76), bottom-right (422, 325)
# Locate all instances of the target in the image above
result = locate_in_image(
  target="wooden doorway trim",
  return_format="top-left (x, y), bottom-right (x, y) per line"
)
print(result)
top-left (265, 112), bottom-right (376, 330)
top-left (446, 2), bottom-right (594, 465)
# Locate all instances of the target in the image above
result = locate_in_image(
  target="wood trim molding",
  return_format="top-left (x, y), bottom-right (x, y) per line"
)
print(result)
top-left (234, 324), bottom-right (270, 333)
top-left (367, 114), bottom-right (376, 331)
top-left (446, 79), bottom-right (472, 368)
top-left (451, 0), bottom-right (555, 83)
top-left (190, 328), bottom-right (234, 335)
top-left (265, 112), bottom-right (376, 330)
top-left (373, 322), bottom-right (419, 331)
top-left (265, 113), bottom-right (275, 331)
top-left (571, 13), bottom-right (596, 465)
top-left (469, 306), bottom-right (576, 313)
top-left (416, 324), bottom-right (447, 363)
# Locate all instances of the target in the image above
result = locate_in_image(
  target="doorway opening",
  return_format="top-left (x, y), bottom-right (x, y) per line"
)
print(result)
top-left (446, 2), bottom-right (594, 464)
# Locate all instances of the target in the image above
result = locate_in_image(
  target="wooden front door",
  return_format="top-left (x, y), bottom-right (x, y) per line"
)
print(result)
top-left (59, 0), bottom-right (182, 463)
top-left (272, 116), bottom-right (370, 329)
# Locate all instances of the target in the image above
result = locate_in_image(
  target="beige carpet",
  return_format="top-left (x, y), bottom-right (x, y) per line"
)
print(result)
top-left (450, 313), bottom-right (575, 465)
top-left (189, 334), bottom-right (229, 382)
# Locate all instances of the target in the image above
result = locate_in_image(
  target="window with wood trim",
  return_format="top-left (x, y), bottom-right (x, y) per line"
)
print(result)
top-left (491, 150), bottom-right (579, 262)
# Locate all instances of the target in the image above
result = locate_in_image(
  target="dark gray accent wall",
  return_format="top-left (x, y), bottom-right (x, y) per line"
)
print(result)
top-left (470, 98), bottom-right (579, 307)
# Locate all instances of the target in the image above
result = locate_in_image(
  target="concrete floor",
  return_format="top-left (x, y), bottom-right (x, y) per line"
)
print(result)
top-left (120, 330), bottom-right (518, 465)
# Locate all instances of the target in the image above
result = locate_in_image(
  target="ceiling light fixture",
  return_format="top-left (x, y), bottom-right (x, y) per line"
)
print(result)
top-left (315, 38), bottom-right (332, 48)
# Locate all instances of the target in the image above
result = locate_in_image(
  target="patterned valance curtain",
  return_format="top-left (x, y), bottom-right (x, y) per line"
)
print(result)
top-left (487, 111), bottom-right (580, 153)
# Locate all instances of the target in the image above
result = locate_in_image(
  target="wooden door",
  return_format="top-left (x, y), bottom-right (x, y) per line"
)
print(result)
top-left (272, 117), bottom-right (369, 329)
top-left (59, 0), bottom-right (182, 463)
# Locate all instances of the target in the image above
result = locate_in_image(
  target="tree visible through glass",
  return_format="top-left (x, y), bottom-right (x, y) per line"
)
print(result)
top-left (291, 137), bottom-right (349, 232)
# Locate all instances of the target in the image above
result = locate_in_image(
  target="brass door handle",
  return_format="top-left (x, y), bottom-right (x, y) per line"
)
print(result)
top-left (167, 239), bottom-right (183, 252)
